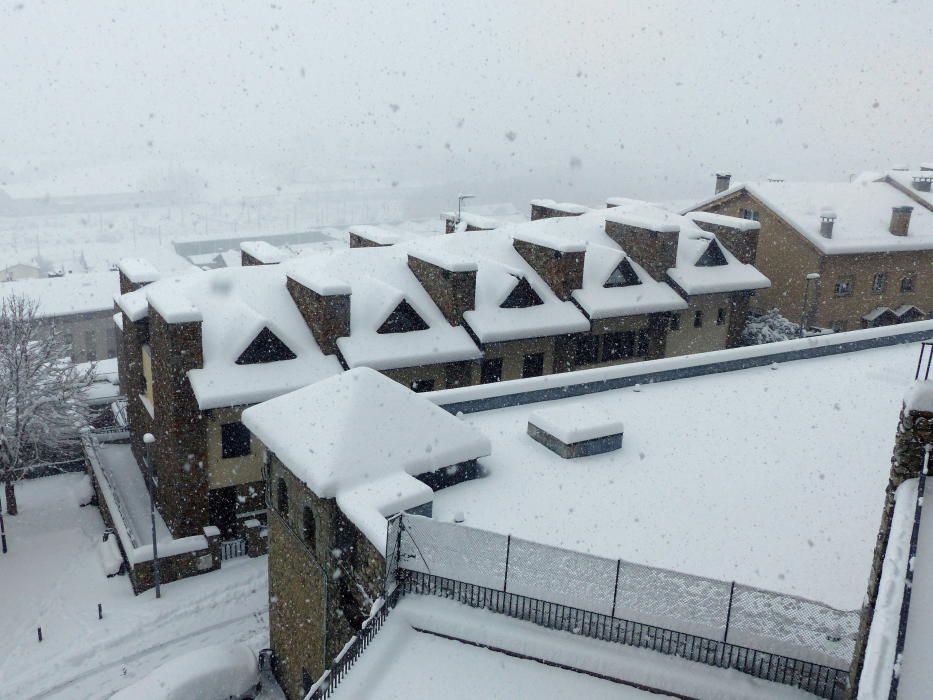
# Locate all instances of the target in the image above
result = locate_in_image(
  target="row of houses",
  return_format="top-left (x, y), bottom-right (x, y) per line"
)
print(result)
top-left (111, 197), bottom-right (769, 541)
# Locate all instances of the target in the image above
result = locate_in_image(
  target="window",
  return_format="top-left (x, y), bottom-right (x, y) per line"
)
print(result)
top-left (716, 308), bottom-right (727, 326)
top-left (635, 330), bottom-right (649, 357)
top-left (834, 280), bottom-right (853, 297)
top-left (901, 276), bottom-right (915, 293)
top-left (574, 335), bottom-right (599, 366)
top-left (602, 331), bottom-right (634, 361)
top-left (85, 328), bottom-right (96, 350)
top-left (521, 352), bottom-right (545, 378)
top-left (236, 327), bottom-right (297, 364)
top-left (378, 299), bottom-right (429, 333)
top-left (740, 208), bottom-right (759, 221)
top-left (481, 358), bottom-right (503, 383)
top-left (693, 310), bottom-right (703, 328)
top-left (410, 378), bottom-right (435, 392)
top-left (276, 478), bottom-right (289, 516)
top-left (872, 273), bottom-right (887, 293)
top-left (669, 313), bottom-right (681, 331)
top-left (603, 259), bottom-right (641, 288)
top-left (221, 421), bottom-right (252, 459)
top-left (302, 506), bottom-right (316, 549)
top-left (500, 277), bottom-right (543, 308)
top-left (695, 240), bottom-right (728, 267)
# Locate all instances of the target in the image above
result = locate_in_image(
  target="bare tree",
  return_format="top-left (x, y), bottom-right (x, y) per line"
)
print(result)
top-left (0, 294), bottom-right (95, 514)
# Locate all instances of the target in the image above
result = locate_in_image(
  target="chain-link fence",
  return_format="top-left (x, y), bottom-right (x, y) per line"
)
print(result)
top-left (388, 513), bottom-right (857, 678)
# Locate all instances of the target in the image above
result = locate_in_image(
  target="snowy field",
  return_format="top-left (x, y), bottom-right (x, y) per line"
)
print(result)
top-left (334, 595), bottom-right (810, 699)
top-left (433, 342), bottom-right (918, 610)
top-left (0, 473), bottom-right (269, 700)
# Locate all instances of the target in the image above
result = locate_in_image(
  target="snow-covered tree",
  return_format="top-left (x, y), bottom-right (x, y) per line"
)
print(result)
top-left (741, 308), bottom-right (801, 346)
top-left (0, 294), bottom-right (95, 515)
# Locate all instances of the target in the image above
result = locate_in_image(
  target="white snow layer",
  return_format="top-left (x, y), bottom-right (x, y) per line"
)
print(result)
top-left (240, 240), bottom-right (288, 263)
top-left (528, 402), bottom-right (624, 444)
top-left (349, 224), bottom-right (402, 245)
top-left (118, 257), bottom-right (160, 284)
top-left (241, 367), bottom-right (490, 499)
top-left (0, 270), bottom-right (120, 318)
top-left (904, 380), bottom-right (933, 413)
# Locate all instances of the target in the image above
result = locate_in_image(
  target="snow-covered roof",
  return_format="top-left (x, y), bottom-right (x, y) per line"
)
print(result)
top-left (117, 265), bottom-right (342, 410)
top-left (239, 240), bottom-right (288, 264)
top-left (695, 176), bottom-right (933, 254)
top-left (430, 341), bottom-right (919, 610)
top-left (242, 368), bottom-right (490, 549)
top-left (883, 169), bottom-right (933, 212)
top-left (117, 257), bottom-right (160, 284)
top-left (528, 403), bottom-right (624, 444)
top-left (348, 225), bottom-right (401, 245)
top-left (530, 199), bottom-right (589, 215)
top-left (0, 271), bottom-right (119, 318)
top-left (442, 211), bottom-right (499, 229)
top-left (686, 210), bottom-right (761, 232)
top-left (283, 247), bottom-right (483, 369)
top-left (406, 229), bottom-right (591, 343)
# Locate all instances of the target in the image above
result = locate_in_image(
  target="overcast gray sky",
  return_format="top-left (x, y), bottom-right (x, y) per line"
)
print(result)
top-left (2, 0), bottom-right (931, 201)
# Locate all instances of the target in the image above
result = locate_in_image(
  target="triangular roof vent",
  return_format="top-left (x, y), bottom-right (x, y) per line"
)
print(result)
top-left (236, 327), bottom-right (297, 365)
top-left (695, 239), bottom-right (728, 267)
top-left (500, 276), bottom-right (544, 308)
top-left (603, 258), bottom-right (642, 288)
top-left (377, 299), bottom-right (430, 334)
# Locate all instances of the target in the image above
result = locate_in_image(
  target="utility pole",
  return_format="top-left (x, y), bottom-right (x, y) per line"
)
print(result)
top-left (457, 193), bottom-right (476, 225)
top-left (143, 433), bottom-right (161, 598)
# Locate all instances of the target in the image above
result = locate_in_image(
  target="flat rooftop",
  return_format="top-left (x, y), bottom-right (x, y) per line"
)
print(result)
top-left (432, 342), bottom-right (916, 610)
top-left (333, 596), bottom-right (803, 700)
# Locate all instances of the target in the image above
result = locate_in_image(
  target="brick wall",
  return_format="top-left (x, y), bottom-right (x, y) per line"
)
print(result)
top-left (286, 276), bottom-right (350, 356)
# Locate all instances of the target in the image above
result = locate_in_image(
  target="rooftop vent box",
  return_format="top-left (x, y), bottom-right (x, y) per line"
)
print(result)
top-left (527, 404), bottom-right (624, 459)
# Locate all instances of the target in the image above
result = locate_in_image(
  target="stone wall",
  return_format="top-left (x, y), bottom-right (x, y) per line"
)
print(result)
top-left (605, 220), bottom-right (679, 282)
top-left (850, 405), bottom-right (933, 696)
top-left (512, 239), bottom-right (585, 302)
top-left (407, 255), bottom-right (476, 326)
top-left (147, 308), bottom-right (209, 536)
top-left (286, 276), bottom-right (350, 356)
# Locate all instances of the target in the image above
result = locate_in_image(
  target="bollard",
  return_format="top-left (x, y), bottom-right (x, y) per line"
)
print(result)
top-left (37, 627), bottom-right (42, 642)
top-left (98, 603), bottom-right (103, 620)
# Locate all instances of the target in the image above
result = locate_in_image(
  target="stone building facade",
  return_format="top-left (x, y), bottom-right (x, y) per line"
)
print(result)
top-left (693, 179), bottom-right (933, 332)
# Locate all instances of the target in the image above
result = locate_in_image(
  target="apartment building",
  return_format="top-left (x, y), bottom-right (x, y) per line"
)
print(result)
top-left (691, 170), bottom-right (933, 332)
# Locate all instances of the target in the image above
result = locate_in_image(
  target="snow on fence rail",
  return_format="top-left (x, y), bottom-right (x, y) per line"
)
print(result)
top-left (429, 320), bottom-right (933, 414)
top-left (387, 514), bottom-right (857, 686)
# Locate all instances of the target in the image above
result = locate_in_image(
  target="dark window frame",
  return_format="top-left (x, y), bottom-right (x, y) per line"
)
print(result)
top-left (834, 280), bottom-right (853, 297)
top-left (872, 272), bottom-right (887, 293)
top-left (277, 477), bottom-right (289, 516)
top-left (716, 308), bottom-right (727, 326)
top-left (901, 276), bottom-right (915, 293)
top-left (481, 357), bottom-right (503, 384)
top-left (693, 310), bottom-right (703, 328)
top-left (521, 352), bottom-right (545, 378)
top-left (221, 421), bottom-right (252, 459)
top-left (302, 505), bottom-right (316, 550)
top-left (574, 335), bottom-right (599, 366)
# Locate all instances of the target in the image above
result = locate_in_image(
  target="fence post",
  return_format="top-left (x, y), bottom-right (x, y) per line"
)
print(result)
top-left (503, 535), bottom-right (512, 593)
top-left (610, 559), bottom-right (621, 618)
top-left (723, 581), bottom-right (736, 643)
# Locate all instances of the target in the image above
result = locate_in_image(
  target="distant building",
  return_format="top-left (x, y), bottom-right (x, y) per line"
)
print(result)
top-left (0, 270), bottom-right (121, 362)
top-left (0, 263), bottom-right (42, 282)
top-left (690, 170), bottom-right (933, 332)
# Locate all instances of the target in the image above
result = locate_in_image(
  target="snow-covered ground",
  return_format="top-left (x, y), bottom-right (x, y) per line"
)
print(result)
top-left (0, 473), bottom-right (269, 700)
top-left (333, 595), bottom-right (809, 699)
top-left (433, 342), bottom-right (917, 610)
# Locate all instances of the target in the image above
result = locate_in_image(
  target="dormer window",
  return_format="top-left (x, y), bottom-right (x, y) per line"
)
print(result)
top-left (603, 259), bottom-right (642, 288)
top-left (500, 276), bottom-right (544, 308)
top-left (695, 240), bottom-right (728, 267)
top-left (378, 299), bottom-right (429, 333)
top-left (236, 327), bottom-right (297, 365)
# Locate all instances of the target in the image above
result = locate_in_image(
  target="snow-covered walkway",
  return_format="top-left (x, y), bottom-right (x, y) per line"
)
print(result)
top-left (0, 473), bottom-right (269, 700)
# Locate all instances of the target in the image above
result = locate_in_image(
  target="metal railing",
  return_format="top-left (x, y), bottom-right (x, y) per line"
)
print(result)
top-left (399, 570), bottom-right (848, 699)
top-left (304, 589), bottom-right (399, 700)
top-left (220, 538), bottom-right (248, 561)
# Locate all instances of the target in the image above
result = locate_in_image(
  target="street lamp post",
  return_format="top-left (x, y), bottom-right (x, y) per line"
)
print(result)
top-left (143, 433), bottom-right (161, 599)
top-left (800, 273), bottom-right (820, 337)
top-left (456, 193), bottom-right (476, 225)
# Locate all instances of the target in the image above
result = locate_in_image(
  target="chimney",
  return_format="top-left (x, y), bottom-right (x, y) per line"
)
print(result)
top-left (605, 214), bottom-right (679, 282)
top-left (529, 199), bottom-right (586, 221)
top-left (117, 258), bottom-right (160, 295)
top-left (286, 271), bottom-right (351, 355)
top-left (912, 176), bottom-right (933, 193)
top-left (689, 212), bottom-right (760, 265)
top-left (890, 206), bottom-right (914, 237)
top-left (820, 209), bottom-right (837, 239)
top-left (240, 241), bottom-right (287, 266)
top-left (511, 236), bottom-right (586, 301)
top-left (715, 173), bottom-right (732, 194)
top-left (407, 252), bottom-right (477, 326)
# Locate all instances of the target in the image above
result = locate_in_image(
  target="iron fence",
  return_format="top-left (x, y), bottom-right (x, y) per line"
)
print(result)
top-left (220, 538), bottom-right (248, 561)
top-left (401, 570), bottom-right (847, 699)
top-left (388, 513), bottom-right (855, 697)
